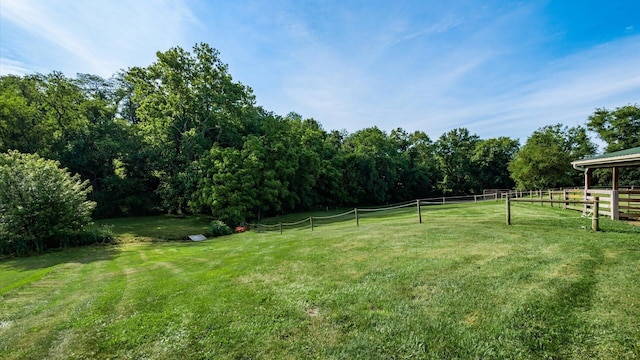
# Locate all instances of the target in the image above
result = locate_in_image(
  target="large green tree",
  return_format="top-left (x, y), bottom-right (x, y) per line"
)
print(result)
top-left (509, 124), bottom-right (596, 189)
top-left (473, 137), bottom-right (520, 190)
top-left (341, 127), bottom-right (400, 205)
top-left (0, 72), bottom-right (157, 217)
top-left (388, 128), bottom-right (440, 201)
top-left (587, 104), bottom-right (640, 152)
top-left (191, 112), bottom-right (301, 224)
top-left (434, 128), bottom-right (480, 195)
top-left (126, 43), bottom-right (258, 214)
top-left (586, 104), bottom-right (640, 187)
top-left (0, 75), bottom-right (50, 153)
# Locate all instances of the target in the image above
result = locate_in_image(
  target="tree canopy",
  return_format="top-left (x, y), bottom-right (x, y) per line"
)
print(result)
top-left (586, 104), bottom-right (640, 187)
top-left (509, 125), bottom-right (596, 189)
top-left (2, 42), bottom-right (634, 227)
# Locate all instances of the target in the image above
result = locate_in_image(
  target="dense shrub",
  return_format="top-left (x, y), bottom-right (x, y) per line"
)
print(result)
top-left (0, 151), bottom-right (96, 256)
top-left (207, 220), bottom-right (233, 237)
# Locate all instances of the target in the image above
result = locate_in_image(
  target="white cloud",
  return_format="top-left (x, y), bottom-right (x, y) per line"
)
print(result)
top-left (0, 0), bottom-right (199, 76)
top-left (0, 58), bottom-right (32, 75)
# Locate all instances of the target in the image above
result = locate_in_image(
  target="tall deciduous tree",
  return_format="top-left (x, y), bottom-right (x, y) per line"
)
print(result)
top-left (191, 113), bottom-right (299, 225)
top-left (126, 43), bottom-right (257, 214)
top-left (0, 72), bottom-right (156, 217)
top-left (509, 124), bottom-right (596, 190)
top-left (473, 137), bottom-right (520, 190)
top-left (587, 104), bottom-right (640, 152)
top-left (342, 127), bottom-right (399, 205)
top-left (434, 128), bottom-right (480, 195)
top-left (0, 75), bottom-right (49, 154)
top-left (586, 104), bottom-right (640, 187)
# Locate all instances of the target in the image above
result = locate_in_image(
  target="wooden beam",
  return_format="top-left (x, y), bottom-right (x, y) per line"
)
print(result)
top-left (612, 166), bottom-right (619, 190)
top-left (510, 199), bottom-right (595, 205)
top-left (585, 168), bottom-right (594, 191)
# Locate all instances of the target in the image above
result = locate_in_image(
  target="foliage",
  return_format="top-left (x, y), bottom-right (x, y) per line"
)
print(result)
top-left (434, 128), bottom-right (481, 195)
top-left (0, 151), bottom-right (96, 255)
top-left (509, 124), bottom-right (596, 189)
top-left (472, 136), bottom-right (520, 190)
top-left (587, 104), bottom-right (640, 187)
top-left (0, 72), bottom-right (159, 218)
top-left (207, 220), bottom-right (233, 237)
top-left (587, 104), bottom-right (640, 152)
top-left (126, 43), bottom-right (258, 214)
top-left (2, 43), bottom-right (635, 226)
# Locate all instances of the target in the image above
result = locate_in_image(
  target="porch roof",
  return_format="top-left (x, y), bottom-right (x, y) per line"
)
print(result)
top-left (572, 146), bottom-right (640, 169)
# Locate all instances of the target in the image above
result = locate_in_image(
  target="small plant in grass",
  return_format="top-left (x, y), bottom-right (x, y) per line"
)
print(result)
top-left (206, 220), bottom-right (233, 237)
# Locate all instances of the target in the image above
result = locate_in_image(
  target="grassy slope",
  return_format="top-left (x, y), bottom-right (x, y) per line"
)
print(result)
top-left (1, 202), bottom-right (639, 359)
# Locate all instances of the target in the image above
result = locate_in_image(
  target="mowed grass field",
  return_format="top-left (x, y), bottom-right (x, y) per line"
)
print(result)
top-left (1, 202), bottom-right (639, 359)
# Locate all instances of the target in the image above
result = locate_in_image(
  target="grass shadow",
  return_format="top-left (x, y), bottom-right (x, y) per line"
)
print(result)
top-left (0, 245), bottom-right (120, 271)
top-left (96, 215), bottom-right (212, 240)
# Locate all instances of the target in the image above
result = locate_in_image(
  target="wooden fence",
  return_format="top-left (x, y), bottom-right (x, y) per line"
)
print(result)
top-left (618, 190), bottom-right (640, 220)
top-left (505, 188), bottom-right (640, 221)
top-left (505, 196), bottom-right (600, 231)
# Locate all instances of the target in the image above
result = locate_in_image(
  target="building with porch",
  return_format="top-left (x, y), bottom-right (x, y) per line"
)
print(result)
top-left (571, 146), bottom-right (640, 220)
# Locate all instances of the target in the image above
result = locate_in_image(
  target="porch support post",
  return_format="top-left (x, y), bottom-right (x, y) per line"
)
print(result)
top-left (611, 189), bottom-right (620, 220)
top-left (584, 168), bottom-right (594, 213)
top-left (584, 168), bottom-right (594, 191)
top-left (611, 167), bottom-right (620, 220)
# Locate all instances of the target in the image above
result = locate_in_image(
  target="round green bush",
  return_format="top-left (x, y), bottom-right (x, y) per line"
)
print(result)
top-left (0, 151), bottom-right (96, 255)
top-left (207, 220), bottom-right (233, 237)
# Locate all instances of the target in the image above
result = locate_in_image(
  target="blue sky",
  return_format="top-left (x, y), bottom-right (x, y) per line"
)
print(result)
top-left (1, 0), bottom-right (639, 143)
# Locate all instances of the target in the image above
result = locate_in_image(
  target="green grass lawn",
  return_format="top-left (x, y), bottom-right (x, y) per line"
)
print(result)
top-left (1, 202), bottom-right (639, 359)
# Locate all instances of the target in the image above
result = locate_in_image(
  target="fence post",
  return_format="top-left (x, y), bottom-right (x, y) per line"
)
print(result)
top-left (506, 194), bottom-right (511, 225)
top-left (442, 197), bottom-right (446, 205)
top-left (563, 189), bottom-right (567, 210)
top-left (592, 197), bottom-right (599, 231)
top-left (355, 208), bottom-right (359, 226)
top-left (417, 200), bottom-right (422, 223)
top-left (539, 189), bottom-right (543, 205)
top-left (280, 222), bottom-right (283, 235)
top-left (310, 217), bottom-right (314, 231)
top-left (474, 195), bottom-right (477, 203)
top-left (611, 190), bottom-right (619, 220)
top-left (549, 190), bottom-right (553, 208)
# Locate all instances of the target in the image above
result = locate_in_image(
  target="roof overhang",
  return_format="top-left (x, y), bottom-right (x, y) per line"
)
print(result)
top-left (572, 147), bottom-right (640, 170)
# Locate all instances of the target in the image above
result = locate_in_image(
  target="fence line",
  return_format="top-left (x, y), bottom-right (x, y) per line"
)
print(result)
top-left (247, 193), bottom-right (501, 234)
top-left (246, 188), bottom-right (622, 235)
top-left (357, 201), bottom-right (415, 212)
top-left (313, 209), bottom-right (356, 220)
top-left (499, 188), bottom-right (640, 221)
top-left (506, 195), bottom-right (600, 231)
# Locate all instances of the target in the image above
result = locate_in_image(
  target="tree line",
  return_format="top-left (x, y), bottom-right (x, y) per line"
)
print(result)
top-left (1, 43), bottom-right (638, 226)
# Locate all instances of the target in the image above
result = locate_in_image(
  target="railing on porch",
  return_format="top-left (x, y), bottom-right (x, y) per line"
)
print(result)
top-left (618, 189), bottom-right (640, 220)
top-left (507, 188), bottom-right (640, 221)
